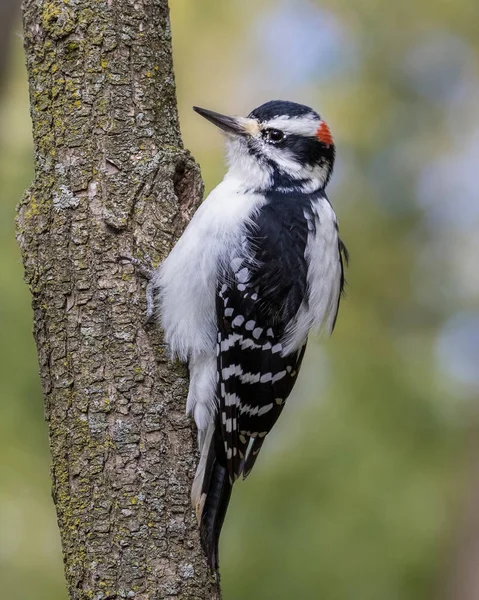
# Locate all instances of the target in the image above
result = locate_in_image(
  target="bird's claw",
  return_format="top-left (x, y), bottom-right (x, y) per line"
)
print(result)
top-left (118, 254), bottom-right (154, 280)
top-left (144, 278), bottom-right (155, 324)
top-left (118, 254), bottom-right (156, 323)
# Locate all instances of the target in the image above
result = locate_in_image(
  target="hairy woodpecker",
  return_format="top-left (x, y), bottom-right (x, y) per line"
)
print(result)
top-left (152, 100), bottom-right (348, 569)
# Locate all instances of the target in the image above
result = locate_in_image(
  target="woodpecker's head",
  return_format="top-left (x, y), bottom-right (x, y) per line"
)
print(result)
top-left (193, 100), bottom-right (335, 192)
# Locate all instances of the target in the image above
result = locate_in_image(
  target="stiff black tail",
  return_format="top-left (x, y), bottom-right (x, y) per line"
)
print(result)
top-left (193, 425), bottom-right (232, 571)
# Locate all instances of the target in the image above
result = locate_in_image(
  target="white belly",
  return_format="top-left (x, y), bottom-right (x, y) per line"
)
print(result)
top-left (155, 175), bottom-right (265, 361)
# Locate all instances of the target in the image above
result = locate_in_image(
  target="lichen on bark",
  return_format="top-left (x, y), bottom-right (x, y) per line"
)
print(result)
top-left (18, 0), bottom-right (220, 598)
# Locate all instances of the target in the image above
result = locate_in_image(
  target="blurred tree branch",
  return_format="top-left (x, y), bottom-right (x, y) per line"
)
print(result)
top-left (446, 457), bottom-right (479, 600)
top-left (0, 0), bottom-right (21, 91)
top-left (18, 1), bottom-right (220, 598)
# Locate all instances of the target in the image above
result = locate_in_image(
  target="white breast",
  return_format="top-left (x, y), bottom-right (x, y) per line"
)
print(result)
top-left (282, 197), bottom-right (342, 355)
top-left (155, 175), bottom-right (265, 361)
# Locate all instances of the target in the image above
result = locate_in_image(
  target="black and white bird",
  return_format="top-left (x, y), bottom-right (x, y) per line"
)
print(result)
top-left (153, 100), bottom-right (348, 569)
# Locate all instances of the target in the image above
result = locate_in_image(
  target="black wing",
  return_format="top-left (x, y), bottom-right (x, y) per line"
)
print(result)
top-left (216, 196), bottom-right (314, 482)
top-left (331, 236), bottom-right (349, 331)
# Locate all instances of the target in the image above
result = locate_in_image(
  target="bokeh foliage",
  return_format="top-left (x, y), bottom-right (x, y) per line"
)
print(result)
top-left (1, 0), bottom-right (478, 598)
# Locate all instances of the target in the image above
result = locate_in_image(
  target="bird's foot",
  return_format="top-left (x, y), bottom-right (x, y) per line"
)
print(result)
top-left (118, 254), bottom-right (154, 280)
top-left (118, 254), bottom-right (156, 324)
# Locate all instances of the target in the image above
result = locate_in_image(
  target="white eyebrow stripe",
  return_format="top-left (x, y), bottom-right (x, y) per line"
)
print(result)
top-left (263, 114), bottom-right (320, 137)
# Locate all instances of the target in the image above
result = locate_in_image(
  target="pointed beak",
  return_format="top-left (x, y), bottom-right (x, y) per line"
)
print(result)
top-left (193, 106), bottom-right (247, 137)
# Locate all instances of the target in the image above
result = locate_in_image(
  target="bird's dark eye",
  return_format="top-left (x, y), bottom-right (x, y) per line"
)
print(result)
top-left (264, 129), bottom-right (285, 143)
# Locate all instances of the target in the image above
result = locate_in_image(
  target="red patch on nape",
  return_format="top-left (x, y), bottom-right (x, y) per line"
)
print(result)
top-left (316, 121), bottom-right (334, 146)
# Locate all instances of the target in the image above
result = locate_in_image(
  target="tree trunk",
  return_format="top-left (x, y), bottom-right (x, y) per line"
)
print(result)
top-left (18, 1), bottom-right (221, 598)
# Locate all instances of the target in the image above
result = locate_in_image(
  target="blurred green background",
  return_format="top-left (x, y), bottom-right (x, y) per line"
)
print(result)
top-left (2, 0), bottom-right (479, 598)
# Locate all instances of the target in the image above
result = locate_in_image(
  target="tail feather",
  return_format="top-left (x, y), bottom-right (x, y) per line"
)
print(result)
top-left (242, 437), bottom-right (265, 479)
top-left (192, 422), bottom-right (232, 570)
top-left (191, 423), bottom-right (214, 521)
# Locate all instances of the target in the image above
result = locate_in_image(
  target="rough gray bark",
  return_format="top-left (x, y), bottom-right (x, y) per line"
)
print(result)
top-left (18, 1), bottom-right (221, 598)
